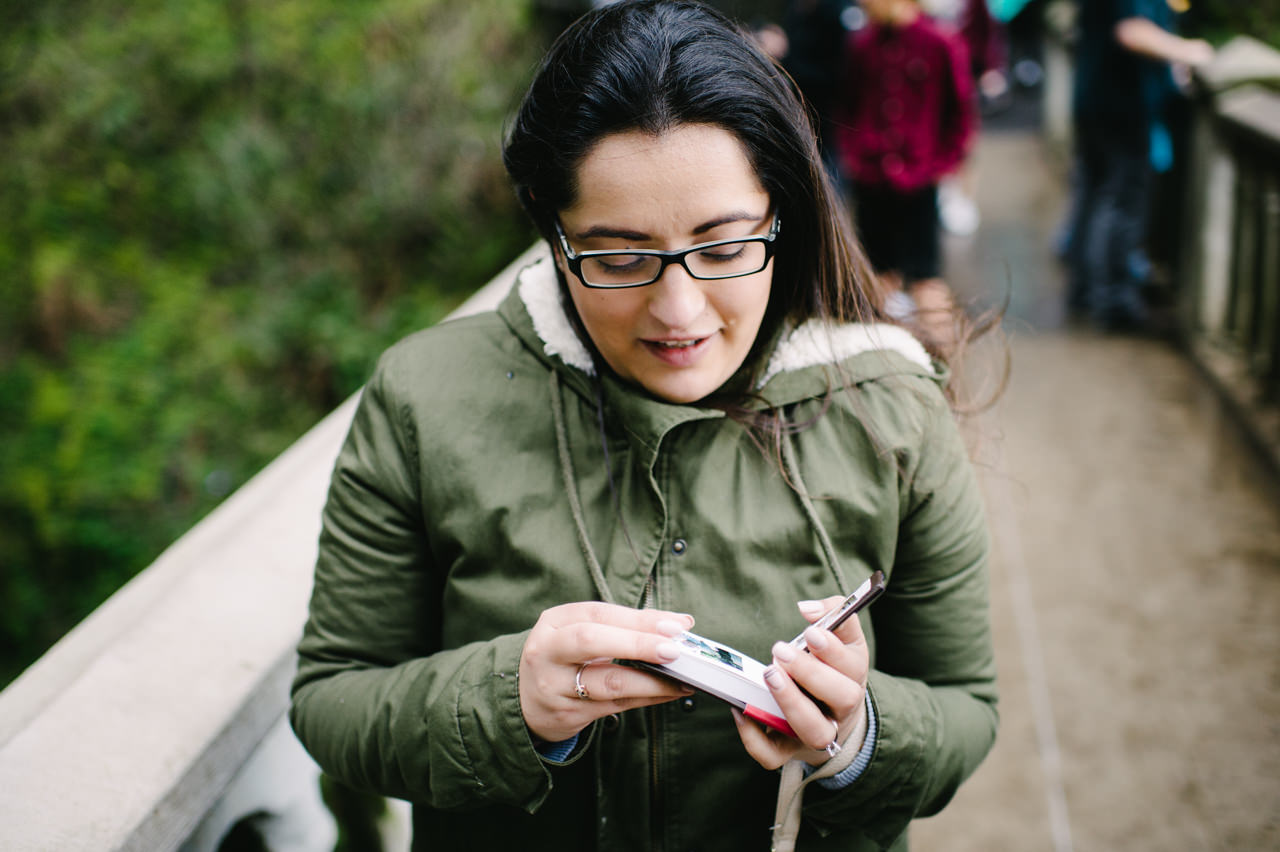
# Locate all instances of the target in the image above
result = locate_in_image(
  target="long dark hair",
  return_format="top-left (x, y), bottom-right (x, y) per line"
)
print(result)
top-left (502, 0), bottom-right (884, 367)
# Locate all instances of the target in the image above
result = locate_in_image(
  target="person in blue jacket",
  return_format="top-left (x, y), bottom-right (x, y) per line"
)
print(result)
top-left (1065, 0), bottom-right (1212, 330)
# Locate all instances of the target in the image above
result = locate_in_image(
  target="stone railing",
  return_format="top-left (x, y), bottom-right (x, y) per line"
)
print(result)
top-left (1178, 37), bottom-right (1280, 474)
top-left (0, 244), bottom-right (545, 852)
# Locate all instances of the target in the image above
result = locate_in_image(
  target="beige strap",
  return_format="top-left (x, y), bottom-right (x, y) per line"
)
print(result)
top-left (770, 711), bottom-right (869, 852)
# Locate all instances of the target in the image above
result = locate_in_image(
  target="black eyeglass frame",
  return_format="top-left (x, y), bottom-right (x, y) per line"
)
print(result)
top-left (553, 214), bottom-right (782, 289)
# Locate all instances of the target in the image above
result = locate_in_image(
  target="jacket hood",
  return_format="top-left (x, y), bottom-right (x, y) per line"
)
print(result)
top-left (499, 254), bottom-right (940, 408)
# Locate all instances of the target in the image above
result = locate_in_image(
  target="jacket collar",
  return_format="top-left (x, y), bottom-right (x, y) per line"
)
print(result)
top-left (500, 253), bottom-right (939, 411)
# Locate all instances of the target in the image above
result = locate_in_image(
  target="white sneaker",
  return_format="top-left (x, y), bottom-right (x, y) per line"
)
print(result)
top-left (939, 185), bottom-right (980, 236)
top-left (883, 289), bottom-right (917, 321)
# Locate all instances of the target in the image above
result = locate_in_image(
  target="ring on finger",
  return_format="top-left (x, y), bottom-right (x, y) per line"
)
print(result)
top-left (574, 662), bottom-right (592, 700)
top-left (822, 718), bottom-right (842, 758)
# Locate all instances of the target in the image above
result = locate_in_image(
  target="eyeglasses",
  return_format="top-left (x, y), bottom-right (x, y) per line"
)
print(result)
top-left (554, 215), bottom-right (781, 289)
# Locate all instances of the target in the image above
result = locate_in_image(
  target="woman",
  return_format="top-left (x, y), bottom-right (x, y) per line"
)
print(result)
top-left (289, 2), bottom-right (997, 850)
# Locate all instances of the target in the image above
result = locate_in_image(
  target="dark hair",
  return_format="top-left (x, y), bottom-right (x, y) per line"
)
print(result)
top-left (502, 0), bottom-right (883, 352)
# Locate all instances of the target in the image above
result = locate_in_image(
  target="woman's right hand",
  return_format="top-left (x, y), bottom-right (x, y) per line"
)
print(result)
top-left (518, 602), bottom-right (696, 744)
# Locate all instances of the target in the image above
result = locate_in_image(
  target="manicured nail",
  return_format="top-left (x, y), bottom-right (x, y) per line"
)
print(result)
top-left (797, 600), bottom-right (825, 617)
top-left (655, 619), bottom-right (687, 637)
top-left (763, 666), bottom-right (784, 688)
top-left (656, 642), bottom-right (681, 662)
top-left (804, 627), bottom-right (829, 650)
top-left (676, 613), bottom-right (696, 628)
top-left (772, 641), bottom-right (797, 663)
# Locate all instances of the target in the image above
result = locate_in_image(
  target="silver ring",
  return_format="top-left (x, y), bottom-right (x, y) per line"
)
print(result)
top-left (574, 663), bottom-right (591, 700)
top-left (823, 719), bottom-right (842, 758)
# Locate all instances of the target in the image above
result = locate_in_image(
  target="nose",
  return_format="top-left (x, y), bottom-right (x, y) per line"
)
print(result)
top-left (646, 263), bottom-right (706, 330)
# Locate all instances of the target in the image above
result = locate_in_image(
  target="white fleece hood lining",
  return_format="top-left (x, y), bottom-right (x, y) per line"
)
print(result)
top-left (516, 254), bottom-right (935, 385)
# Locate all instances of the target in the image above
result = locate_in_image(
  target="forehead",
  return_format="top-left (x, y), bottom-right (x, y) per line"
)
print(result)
top-left (565, 124), bottom-right (768, 226)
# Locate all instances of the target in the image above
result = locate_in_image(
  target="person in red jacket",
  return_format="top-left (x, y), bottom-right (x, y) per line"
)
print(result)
top-left (836, 0), bottom-right (975, 349)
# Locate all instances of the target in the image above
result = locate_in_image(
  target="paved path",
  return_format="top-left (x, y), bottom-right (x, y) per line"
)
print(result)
top-left (908, 131), bottom-right (1280, 851)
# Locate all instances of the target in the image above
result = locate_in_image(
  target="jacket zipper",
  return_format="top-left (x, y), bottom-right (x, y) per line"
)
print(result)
top-left (642, 566), bottom-right (665, 851)
top-left (648, 705), bottom-right (664, 852)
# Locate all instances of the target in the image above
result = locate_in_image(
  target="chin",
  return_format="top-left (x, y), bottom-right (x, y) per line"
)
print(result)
top-left (640, 373), bottom-right (723, 405)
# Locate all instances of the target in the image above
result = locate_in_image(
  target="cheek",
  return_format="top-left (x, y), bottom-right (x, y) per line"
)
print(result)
top-left (570, 287), bottom-right (642, 342)
top-left (721, 275), bottom-right (773, 332)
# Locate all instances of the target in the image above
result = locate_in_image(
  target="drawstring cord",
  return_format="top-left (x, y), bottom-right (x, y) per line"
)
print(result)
top-left (773, 427), bottom-right (857, 852)
top-left (549, 370), bottom-right (616, 604)
top-left (779, 429), bottom-right (851, 596)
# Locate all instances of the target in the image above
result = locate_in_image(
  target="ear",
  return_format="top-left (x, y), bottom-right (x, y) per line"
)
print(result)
top-left (550, 239), bottom-right (571, 281)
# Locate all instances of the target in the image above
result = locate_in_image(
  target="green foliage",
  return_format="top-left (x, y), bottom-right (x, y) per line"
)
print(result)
top-left (1188, 1), bottom-right (1280, 48)
top-left (0, 0), bottom-right (543, 686)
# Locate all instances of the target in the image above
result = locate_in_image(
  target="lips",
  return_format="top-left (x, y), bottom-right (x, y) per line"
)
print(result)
top-left (642, 335), bottom-right (713, 366)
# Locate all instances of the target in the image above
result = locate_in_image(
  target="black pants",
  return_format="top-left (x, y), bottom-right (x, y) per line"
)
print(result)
top-left (850, 181), bottom-right (941, 284)
top-left (1065, 122), bottom-right (1151, 325)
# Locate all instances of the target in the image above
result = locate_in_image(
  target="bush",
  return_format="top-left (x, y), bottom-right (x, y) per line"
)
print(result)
top-left (0, 0), bottom-right (543, 686)
top-left (1188, 1), bottom-right (1280, 48)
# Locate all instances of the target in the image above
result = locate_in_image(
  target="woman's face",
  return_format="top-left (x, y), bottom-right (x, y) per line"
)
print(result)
top-left (555, 124), bottom-right (775, 404)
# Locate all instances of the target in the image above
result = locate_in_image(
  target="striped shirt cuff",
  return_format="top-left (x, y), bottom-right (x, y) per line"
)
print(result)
top-left (816, 690), bottom-right (877, 790)
top-left (535, 732), bottom-right (579, 764)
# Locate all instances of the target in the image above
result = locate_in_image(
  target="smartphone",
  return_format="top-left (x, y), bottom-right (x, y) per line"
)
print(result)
top-left (789, 570), bottom-right (886, 652)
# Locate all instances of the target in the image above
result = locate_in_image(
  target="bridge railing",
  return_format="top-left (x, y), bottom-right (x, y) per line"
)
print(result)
top-left (0, 244), bottom-right (545, 852)
top-left (1178, 37), bottom-right (1280, 471)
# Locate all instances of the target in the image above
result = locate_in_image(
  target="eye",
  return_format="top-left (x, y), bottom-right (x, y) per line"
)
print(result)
top-left (697, 242), bottom-right (749, 263)
top-left (594, 254), bottom-right (648, 272)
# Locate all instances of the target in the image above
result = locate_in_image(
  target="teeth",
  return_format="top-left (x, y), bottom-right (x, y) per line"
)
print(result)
top-left (655, 340), bottom-right (699, 349)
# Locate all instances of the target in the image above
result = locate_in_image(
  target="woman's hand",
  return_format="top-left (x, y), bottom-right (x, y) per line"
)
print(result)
top-left (518, 602), bottom-right (696, 744)
top-left (731, 594), bottom-right (870, 769)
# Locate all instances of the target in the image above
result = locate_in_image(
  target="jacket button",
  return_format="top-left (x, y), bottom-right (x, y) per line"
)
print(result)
top-left (671, 539), bottom-right (687, 555)
top-left (679, 696), bottom-right (697, 712)
top-left (602, 713), bottom-right (620, 732)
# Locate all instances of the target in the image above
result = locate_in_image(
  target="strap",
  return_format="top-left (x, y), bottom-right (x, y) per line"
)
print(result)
top-left (770, 710), bottom-right (868, 852)
top-left (780, 431), bottom-right (850, 595)
top-left (549, 370), bottom-right (616, 604)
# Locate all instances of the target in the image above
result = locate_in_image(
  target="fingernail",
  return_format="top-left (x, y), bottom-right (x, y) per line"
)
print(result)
top-left (771, 641), bottom-right (797, 663)
top-left (804, 627), bottom-right (828, 650)
top-left (678, 613), bottom-right (696, 628)
top-left (797, 600), bottom-right (825, 617)
top-left (763, 666), bottom-right (784, 688)
top-left (656, 642), bottom-right (681, 662)
top-left (655, 619), bottom-right (686, 637)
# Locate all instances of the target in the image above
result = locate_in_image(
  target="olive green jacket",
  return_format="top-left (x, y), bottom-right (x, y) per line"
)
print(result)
top-left (290, 257), bottom-right (997, 851)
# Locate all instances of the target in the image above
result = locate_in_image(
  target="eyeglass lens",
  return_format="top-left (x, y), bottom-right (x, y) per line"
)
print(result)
top-left (579, 240), bottom-right (768, 287)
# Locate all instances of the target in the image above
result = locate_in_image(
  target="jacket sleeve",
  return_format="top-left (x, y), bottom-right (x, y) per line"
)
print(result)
top-left (805, 381), bottom-right (998, 847)
top-left (289, 361), bottom-right (556, 810)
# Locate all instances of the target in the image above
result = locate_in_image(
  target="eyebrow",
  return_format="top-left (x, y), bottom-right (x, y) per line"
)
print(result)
top-left (573, 211), bottom-right (767, 242)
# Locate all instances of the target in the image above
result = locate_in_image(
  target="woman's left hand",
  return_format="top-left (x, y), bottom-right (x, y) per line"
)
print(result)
top-left (730, 594), bottom-right (870, 769)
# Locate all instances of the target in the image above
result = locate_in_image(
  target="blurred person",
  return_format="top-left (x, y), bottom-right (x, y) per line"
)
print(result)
top-left (752, 19), bottom-right (791, 61)
top-left (835, 0), bottom-right (977, 348)
top-left (1064, 0), bottom-right (1213, 331)
top-left (289, 2), bottom-right (997, 850)
top-left (924, 0), bottom-right (1011, 236)
top-left (782, 0), bottom-right (856, 183)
